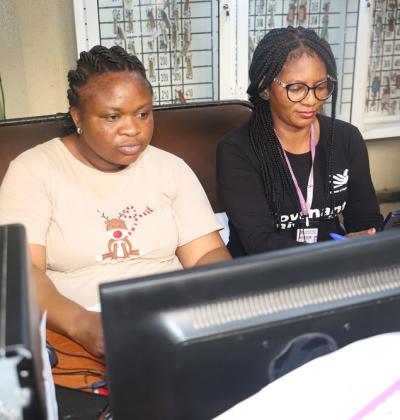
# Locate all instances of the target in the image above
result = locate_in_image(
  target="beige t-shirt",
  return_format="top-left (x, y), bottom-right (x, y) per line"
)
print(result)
top-left (0, 139), bottom-right (221, 307)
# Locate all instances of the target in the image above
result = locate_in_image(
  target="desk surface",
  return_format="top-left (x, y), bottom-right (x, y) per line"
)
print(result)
top-left (47, 329), bottom-right (107, 393)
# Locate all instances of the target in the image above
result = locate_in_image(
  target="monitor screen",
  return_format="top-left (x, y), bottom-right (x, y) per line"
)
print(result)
top-left (0, 224), bottom-right (47, 419)
top-left (100, 229), bottom-right (400, 420)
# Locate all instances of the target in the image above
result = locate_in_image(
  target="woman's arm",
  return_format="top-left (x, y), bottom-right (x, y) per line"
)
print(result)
top-left (176, 231), bottom-right (231, 268)
top-left (217, 133), bottom-right (301, 254)
top-left (342, 126), bottom-right (383, 233)
top-left (31, 244), bottom-right (104, 357)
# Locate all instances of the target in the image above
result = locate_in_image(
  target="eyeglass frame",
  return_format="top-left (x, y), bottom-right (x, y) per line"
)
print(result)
top-left (271, 74), bottom-right (337, 103)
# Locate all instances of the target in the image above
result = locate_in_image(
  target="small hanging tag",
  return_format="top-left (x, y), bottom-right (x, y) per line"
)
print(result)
top-left (296, 228), bottom-right (318, 243)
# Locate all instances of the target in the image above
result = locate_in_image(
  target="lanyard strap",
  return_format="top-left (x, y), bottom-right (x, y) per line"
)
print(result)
top-left (277, 124), bottom-right (316, 217)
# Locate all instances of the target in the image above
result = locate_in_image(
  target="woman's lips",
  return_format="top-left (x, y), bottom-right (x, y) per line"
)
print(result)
top-left (297, 111), bottom-right (315, 119)
top-left (117, 143), bottom-right (142, 155)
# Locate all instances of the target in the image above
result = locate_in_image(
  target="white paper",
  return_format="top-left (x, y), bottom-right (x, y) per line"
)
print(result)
top-left (86, 303), bottom-right (101, 312)
top-left (214, 333), bottom-right (400, 420)
top-left (40, 312), bottom-right (58, 420)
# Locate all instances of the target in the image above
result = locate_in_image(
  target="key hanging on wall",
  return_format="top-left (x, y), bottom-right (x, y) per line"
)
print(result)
top-left (249, 34), bottom-right (256, 55)
top-left (172, 0), bottom-right (179, 19)
top-left (184, 0), bottom-right (190, 17)
top-left (287, 0), bottom-right (297, 25)
top-left (173, 52), bottom-right (181, 73)
top-left (299, 0), bottom-right (307, 24)
top-left (310, 0), bottom-right (320, 13)
top-left (371, 75), bottom-right (381, 108)
top-left (396, 73), bottom-right (400, 89)
top-left (112, 8), bottom-right (120, 35)
top-left (390, 99), bottom-right (397, 115)
top-left (257, 0), bottom-right (266, 15)
top-left (159, 7), bottom-right (170, 50)
top-left (171, 0), bottom-right (180, 59)
top-left (321, 1), bottom-right (330, 40)
top-left (374, 0), bottom-right (384, 55)
top-left (126, 9), bottom-right (134, 33)
top-left (160, 29), bottom-right (169, 50)
top-left (182, 20), bottom-right (192, 56)
top-left (185, 54), bottom-right (193, 79)
top-left (147, 8), bottom-right (156, 32)
top-left (388, 13), bottom-right (396, 33)
top-left (127, 39), bottom-right (136, 56)
top-left (181, 0), bottom-right (192, 57)
top-left (160, 9), bottom-right (171, 30)
top-left (148, 56), bottom-right (156, 80)
top-left (381, 76), bottom-right (391, 112)
top-left (268, 1), bottom-right (276, 28)
top-left (116, 26), bottom-right (126, 47)
top-left (171, 21), bottom-right (178, 52)
top-left (176, 88), bottom-right (187, 104)
top-left (388, 0), bottom-right (398, 8)
top-left (124, 0), bottom-right (134, 33)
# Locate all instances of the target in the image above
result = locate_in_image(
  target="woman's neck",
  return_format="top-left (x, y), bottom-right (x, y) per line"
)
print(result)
top-left (274, 122), bottom-right (319, 155)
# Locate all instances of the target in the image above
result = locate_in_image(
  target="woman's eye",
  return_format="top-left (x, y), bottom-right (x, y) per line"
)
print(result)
top-left (105, 115), bottom-right (119, 121)
top-left (316, 82), bottom-right (328, 91)
top-left (289, 84), bottom-right (305, 93)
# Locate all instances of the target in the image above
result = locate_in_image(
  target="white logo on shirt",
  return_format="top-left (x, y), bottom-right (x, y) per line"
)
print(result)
top-left (278, 202), bottom-right (347, 230)
top-left (333, 169), bottom-right (349, 191)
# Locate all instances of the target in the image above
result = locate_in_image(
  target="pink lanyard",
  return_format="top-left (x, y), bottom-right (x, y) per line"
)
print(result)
top-left (277, 124), bottom-right (316, 217)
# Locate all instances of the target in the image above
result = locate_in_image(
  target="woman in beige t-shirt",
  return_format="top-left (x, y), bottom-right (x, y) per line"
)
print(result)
top-left (0, 45), bottom-right (231, 357)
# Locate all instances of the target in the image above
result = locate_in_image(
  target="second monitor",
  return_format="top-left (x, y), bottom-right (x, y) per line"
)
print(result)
top-left (100, 230), bottom-right (400, 420)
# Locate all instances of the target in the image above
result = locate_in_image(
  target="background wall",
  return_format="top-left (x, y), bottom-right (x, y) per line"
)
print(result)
top-left (0, 0), bottom-right (399, 196)
top-left (368, 138), bottom-right (400, 195)
top-left (0, 0), bottom-right (77, 119)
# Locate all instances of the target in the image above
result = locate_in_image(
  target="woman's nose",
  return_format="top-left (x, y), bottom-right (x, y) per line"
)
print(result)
top-left (302, 88), bottom-right (319, 105)
top-left (120, 116), bottom-right (140, 135)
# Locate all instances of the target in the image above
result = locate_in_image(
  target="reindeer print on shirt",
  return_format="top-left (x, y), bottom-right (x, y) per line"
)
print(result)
top-left (96, 205), bottom-right (154, 263)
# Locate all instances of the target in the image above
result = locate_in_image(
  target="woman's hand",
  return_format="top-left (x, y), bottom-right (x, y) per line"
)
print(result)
top-left (30, 244), bottom-right (105, 358)
top-left (70, 310), bottom-right (104, 358)
top-left (346, 227), bottom-right (376, 238)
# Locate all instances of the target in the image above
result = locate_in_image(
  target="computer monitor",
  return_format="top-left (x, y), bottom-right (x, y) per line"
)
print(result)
top-left (0, 224), bottom-right (47, 419)
top-left (100, 230), bottom-right (400, 420)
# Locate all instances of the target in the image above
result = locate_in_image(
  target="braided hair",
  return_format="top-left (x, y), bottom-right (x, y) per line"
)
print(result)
top-left (64, 45), bottom-right (152, 135)
top-left (247, 26), bottom-right (337, 226)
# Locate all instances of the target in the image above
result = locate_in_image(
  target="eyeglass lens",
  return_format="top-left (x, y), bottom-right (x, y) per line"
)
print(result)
top-left (287, 79), bottom-right (335, 102)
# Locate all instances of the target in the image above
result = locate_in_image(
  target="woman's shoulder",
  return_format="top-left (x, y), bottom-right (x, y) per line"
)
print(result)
top-left (319, 114), bottom-right (363, 148)
top-left (143, 145), bottom-right (193, 175)
top-left (319, 114), bottom-right (361, 137)
top-left (11, 137), bottom-right (64, 167)
top-left (219, 121), bottom-right (251, 148)
top-left (145, 144), bottom-right (185, 165)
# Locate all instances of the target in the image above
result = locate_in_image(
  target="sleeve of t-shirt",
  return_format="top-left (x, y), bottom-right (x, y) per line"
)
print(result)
top-left (342, 126), bottom-right (383, 232)
top-left (0, 155), bottom-right (52, 246)
top-left (171, 158), bottom-right (222, 246)
top-left (217, 134), bottom-right (301, 254)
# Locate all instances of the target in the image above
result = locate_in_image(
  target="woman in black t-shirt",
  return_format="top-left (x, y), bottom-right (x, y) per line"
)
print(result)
top-left (217, 27), bottom-right (383, 256)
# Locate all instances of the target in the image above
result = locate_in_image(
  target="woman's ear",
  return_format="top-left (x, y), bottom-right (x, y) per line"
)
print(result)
top-left (259, 89), bottom-right (270, 101)
top-left (258, 76), bottom-right (269, 100)
top-left (69, 107), bottom-right (81, 131)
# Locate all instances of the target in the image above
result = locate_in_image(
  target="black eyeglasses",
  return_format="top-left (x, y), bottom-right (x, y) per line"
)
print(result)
top-left (272, 75), bottom-right (336, 102)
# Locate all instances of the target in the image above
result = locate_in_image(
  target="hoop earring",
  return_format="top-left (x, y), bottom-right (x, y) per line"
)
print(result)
top-left (259, 89), bottom-right (269, 101)
top-left (77, 127), bottom-right (82, 135)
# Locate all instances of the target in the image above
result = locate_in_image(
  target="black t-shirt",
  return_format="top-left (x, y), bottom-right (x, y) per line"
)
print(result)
top-left (217, 114), bottom-right (383, 256)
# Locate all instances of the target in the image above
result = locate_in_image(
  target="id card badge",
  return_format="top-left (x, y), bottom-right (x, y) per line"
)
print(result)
top-left (296, 227), bottom-right (318, 243)
top-left (296, 218), bottom-right (318, 243)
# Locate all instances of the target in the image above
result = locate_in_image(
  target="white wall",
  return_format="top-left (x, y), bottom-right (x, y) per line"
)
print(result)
top-left (0, 0), bottom-right (77, 118)
top-left (367, 138), bottom-right (400, 194)
top-left (0, 1), bottom-right (398, 195)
